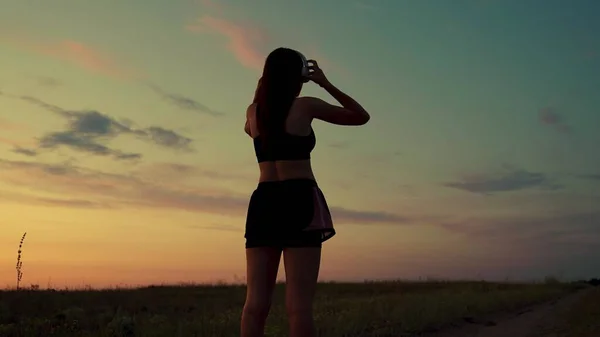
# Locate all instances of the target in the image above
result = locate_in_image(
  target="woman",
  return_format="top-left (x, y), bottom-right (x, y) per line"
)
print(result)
top-left (242, 47), bottom-right (370, 337)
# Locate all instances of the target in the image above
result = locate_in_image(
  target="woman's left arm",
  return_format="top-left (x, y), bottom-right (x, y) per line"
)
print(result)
top-left (244, 104), bottom-right (254, 137)
top-left (244, 118), bottom-right (251, 136)
top-left (245, 78), bottom-right (261, 137)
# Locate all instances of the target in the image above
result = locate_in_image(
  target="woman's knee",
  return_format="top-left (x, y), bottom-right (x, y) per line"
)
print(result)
top-left (243, 298), bottom-right (272, 319)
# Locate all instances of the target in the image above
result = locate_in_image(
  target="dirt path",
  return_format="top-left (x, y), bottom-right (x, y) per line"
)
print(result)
top-left (423, 288), bottom-right (592, 337)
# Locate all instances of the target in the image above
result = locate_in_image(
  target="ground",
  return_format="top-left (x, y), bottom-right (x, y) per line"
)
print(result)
top-left (0, 280), bottom-right (596, 337)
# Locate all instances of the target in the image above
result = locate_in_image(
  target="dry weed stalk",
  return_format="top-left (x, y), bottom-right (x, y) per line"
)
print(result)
top-left (16, 232), bottom-right (27, 290)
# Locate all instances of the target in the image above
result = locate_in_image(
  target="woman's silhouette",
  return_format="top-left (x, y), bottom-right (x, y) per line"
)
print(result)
top-left (242, 47), bottom-right (370, 337)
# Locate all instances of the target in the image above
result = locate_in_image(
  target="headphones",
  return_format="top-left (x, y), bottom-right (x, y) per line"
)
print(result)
top-left (296, 51), bottom-right (311, 82)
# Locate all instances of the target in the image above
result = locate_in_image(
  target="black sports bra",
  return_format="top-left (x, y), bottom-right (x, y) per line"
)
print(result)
top-left (253, 128), bottom-right (316, 162)
top-left (252, 105), bottom-right (316, 162)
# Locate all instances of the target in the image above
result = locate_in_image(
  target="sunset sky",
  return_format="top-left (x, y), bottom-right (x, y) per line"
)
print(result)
top-left (1, 0), bottom-right (599, 288)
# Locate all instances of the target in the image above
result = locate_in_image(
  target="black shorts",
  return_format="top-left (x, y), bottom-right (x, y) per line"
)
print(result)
top-left (244, 179), bottom-right (336, 249)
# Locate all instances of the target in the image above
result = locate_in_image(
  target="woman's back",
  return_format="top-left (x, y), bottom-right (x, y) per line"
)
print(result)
top-left (247, 98), bottom-right (317, 182)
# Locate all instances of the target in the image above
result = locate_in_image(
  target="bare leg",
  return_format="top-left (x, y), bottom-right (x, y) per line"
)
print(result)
top-left (283, 247), bottom-right (321, 337)
top-left (241, 247), bottom-right (282, 337)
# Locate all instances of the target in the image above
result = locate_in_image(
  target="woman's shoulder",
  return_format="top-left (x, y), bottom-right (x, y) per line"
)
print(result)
top-left (246, 102), bottom-right (257, 118)
top-left (292, 96), bottom-right (326, 113)
top-left (295, 96), bottom-right (325, 106)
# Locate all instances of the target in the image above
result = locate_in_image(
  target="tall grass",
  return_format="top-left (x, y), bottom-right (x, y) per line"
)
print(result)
top-left (15, 232), bottom-right (27, 290)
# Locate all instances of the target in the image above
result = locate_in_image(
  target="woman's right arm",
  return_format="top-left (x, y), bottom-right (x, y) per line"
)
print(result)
top-left (304, 60), bottom-right (370, 126)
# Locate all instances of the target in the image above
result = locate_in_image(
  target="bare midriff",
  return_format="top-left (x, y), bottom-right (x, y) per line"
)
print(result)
top-left (258, 160), bottom-right (316, 182)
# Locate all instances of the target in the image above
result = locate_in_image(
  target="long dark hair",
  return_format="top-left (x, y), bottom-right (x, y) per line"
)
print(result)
top-left (254, 47), bottom-right (304, 148)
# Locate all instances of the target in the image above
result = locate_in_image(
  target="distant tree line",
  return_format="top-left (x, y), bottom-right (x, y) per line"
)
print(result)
top-left (588, 278), bottom-right (600, 286)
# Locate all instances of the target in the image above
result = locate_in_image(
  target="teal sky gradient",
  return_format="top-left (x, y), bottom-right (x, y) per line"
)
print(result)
top-left (0, 0), bottom-right (599, 286)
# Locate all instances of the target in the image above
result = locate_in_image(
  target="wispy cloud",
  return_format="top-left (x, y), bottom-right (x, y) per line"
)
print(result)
top-left (18, 96), bottom-right (193, 159)
top-left (444, 167), bottom-right (561, 195)
top-left (187, 3), bottom-right (344, 77)
top-left (0, 158), bottom-right (411, 225)
top-left (328, 141), bottom-right (350, 149)
top-left (11, 147), bottom-right (38, 157)
top-left (575, 173), bottom-right (600, 181)
top-left (132, 162), bottom-right (250, 182)
top-left (1, 34), bottom-right (140, 80)
top-left (440, 211), bottom-right (600, 252)
top-left (146, 83), bottom-right (224, 116)
top-left (186, 15), bottom-right (269, 70)
top-left (38, 130), bottom-right (142, 161)
top-left (144, 127), bottom-right (193, 149)
top-left (0, 189), bottom-right (110, 209)
top-left (539, 106), bottom-right (571, 134)
top-left (36, 76), bottom-right (63, 88)
top-left (182, 223), bottom-right (242, 232)
top-left (330, 207), bottom-right (411, 224)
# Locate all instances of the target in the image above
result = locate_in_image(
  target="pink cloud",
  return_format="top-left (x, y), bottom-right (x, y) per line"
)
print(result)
top-left (185, 11), bottom-right (346, 78)
top-left (2, 34), bottom-right (141, 80)
top-left (187, 15), bottom-right (269, 70)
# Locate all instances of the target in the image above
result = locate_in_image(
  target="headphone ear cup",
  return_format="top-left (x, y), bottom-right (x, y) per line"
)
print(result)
top-left (301, 66), bottom-right (310, 78)
top-left (296, 50), bottom-right (310, 78)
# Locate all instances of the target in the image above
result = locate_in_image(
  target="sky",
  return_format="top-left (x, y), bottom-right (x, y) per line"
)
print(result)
top-left (0, 0), bottom-right (599, 288)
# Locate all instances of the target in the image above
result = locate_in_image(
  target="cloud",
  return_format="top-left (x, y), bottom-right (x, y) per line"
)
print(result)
top-left (444, 167), bottom-right (561, 195)
top-left (132, 162), bottom-right (250, 182)
top-left (539, 107), bottom-right (571, 133)
top-left (144, 127), bottom-right (193, 149)
top-left (0, 158), bottom-right (411, 225)
top-left (38, 130), bottom-right (142, 161)
top-left (187, 15), bottom-right (269, 70)
top-left (186, 5), bottom-right (345, 77)
top-left (19, 96), bottom-right (193, 159)
top-left (575, 173), bottom-right (600, 181)
top-left (330, 207), bottom-right (411, 224)
top-left (328, 141), bottom-right (350, 149)
top-left (11, 147), bottom-right (38, 157)
top-left (1, 34), bottom-right (140, 80)
top-left (182, 223), bottom-right (242, 232)
top-left (440, 211), bottom-right (600, 252)
top-left (37, 76), bottom-right (63, 87)
top-left (146, 84), bottom-right (224, 116)
top-left (0, 189), bottom-right (109, 209)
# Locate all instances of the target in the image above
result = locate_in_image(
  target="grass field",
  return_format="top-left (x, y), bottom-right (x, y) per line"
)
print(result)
top-left (0, 280), bottom-right (589, 337)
